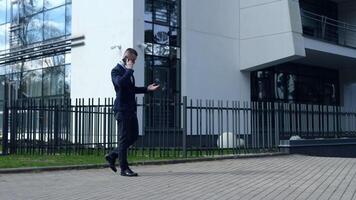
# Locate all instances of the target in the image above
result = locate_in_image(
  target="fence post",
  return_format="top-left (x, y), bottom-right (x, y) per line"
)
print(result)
top-left (54, 102), bottom-right (59, 153)
top-left (2, 99), bottom-right (8, 155)
top-left (182, 96), bottom-right (187, 158)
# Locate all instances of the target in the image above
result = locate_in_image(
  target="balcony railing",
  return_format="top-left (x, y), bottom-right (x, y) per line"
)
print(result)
top-left (301, 9), bottom-right (356, 49)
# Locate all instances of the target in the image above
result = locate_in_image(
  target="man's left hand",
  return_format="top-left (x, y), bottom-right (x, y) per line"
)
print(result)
top-left (147, 83), bottom-right (160, 91)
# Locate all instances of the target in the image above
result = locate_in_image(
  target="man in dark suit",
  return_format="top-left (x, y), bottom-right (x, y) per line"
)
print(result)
top-left (105, 48), bottom-right (159, 176)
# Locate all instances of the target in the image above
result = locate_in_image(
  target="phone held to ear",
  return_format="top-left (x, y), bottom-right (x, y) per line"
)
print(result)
top-left (122, 56), bottom-right (127, 65)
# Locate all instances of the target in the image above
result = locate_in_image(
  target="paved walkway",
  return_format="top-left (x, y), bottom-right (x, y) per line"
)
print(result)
top-left (1, 155), bottom-right (356, 200)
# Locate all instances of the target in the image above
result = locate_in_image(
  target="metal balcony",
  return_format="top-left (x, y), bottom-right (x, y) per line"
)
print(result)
top-left (301, 9), bottom-right (356, 49)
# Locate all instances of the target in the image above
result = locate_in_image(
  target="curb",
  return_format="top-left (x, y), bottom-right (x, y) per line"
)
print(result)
top-left (0, 152), bottom-right (288, 174)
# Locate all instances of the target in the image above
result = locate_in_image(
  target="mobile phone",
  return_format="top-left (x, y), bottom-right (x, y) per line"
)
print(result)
top-left (122, 56), bottom-right (127, 65)
top-left (154, 78), bottom-right (160, 85)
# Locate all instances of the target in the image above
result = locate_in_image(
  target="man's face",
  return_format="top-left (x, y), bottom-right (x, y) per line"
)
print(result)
top-left (126, 54), bottom-right (137, 65)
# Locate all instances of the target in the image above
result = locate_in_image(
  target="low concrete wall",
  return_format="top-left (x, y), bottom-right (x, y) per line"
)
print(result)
top-left (279, 138), bottom-right (356, 158)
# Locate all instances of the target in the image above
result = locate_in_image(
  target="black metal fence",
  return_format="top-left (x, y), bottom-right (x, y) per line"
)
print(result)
top-left (1, 97), bottom-right (356, 156)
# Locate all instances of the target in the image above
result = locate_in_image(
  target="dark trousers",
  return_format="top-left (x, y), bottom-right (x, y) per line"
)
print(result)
top-left (109, 112), bottom-right (139, 170)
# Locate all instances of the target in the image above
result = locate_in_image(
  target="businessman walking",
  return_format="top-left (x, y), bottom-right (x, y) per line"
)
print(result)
top-left (105, 48), bottom-right (159, 176)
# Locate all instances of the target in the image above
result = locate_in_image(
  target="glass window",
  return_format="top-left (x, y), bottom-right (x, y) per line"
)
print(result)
top-left (144, 42), bottom-right (153, 55)
top-left (21, 69), bottom-right (42, 97)
top-left (64, 64), bottom-right (70, 96)
top-left (26, 12), bottom-right (43, 44)
top-left (0, 75), bottom-right (5, 100)
top-left (154, 0), bottom-right (168, 24)
top-left (5, 0), bottom-right (10, 23)
top-left (144, 0), bottom-right (180, 98)
top-left (0, 24), bottom-right (6, 51)
top-left (43, 65), bottom-right (64, 96)
top-left (64, 52), bottom-right (71, 64)
top-left (153, 44), bottom-right (169, 57)
top-left (23, 0), bottom-right (44, 15)
top-left (286, 74), bottom-right (296, 102)
top-left (6, 72), bottom-right (21, 98)
top-left (170, 27), bottom-right (179, 47)
top-left (0, 66), bottom-right (5, 75)
top-left (170, 2), bottom-right (179, 27)
top-left (44, 0), bottom-right (65, 10)
top-left (65, 4), bottom-right (71, 35)
top-left (275, 73), bottom-right (286, 100)
top-left (43, 54), bottom-right (65, 68)
top-left (153, 56), bottom-right (169, 67)
top-left (44, 5), bottom-right (65, 40)
top-left (154, 24), bottom-right (169, 45)
top-left (23, 59), bottom-right (43, 71)
top-left (10, 63), bottom-right (22, 73)
top-left (0, 0), bottom-right (7, 24)
top-left (11, 1), bottom-right (19, 24)
top-left (252, 63), bottom-right (339, 105)
top-left (26, 29), bottom-right (43, 44)
top-left (145, 0), bottom-right (153, 22)
top-left (144, 22), bottom-right (153, 43)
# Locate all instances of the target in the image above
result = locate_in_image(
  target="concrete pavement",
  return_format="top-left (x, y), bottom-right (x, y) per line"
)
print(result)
top-left (1, 155), bottom-right (356, 200)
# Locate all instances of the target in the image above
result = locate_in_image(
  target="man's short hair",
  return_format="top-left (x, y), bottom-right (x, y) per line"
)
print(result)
top-left (124, 48), bottom-right (138, 57)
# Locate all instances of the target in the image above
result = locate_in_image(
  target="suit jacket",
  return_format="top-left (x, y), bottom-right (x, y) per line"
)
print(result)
top-left (111, 63), bottom-right (148, 113)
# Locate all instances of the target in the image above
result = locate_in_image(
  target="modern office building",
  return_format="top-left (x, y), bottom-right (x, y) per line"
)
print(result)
top-left (0, 0), bottom-right (356, 110)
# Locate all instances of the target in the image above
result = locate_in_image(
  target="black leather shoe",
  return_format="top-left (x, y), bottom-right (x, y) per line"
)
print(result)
top-left (105, 154), bottom-right (117, 173)
top-left (120, 168), bottom-right (138, 177)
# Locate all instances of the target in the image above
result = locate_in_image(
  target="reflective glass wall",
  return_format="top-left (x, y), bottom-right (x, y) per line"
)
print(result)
top-left (251, 63), bottom-right (340, 105)
top-left (144, 0), bottom-right (181, 129)
top-left (144, 0), bottom-right (181, 99)
top-left (0, 0), bottom-right (72, 101)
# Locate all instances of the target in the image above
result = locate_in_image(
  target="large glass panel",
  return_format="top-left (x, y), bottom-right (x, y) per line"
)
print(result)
top-left (11, 1), bottom-right (19, 24)
top-left (154, 24), bottom-right (169, 45)
top-left (64, 64), bottom-right (70, 96)
top-left (144, 0), bottom-right (181, 129)
top-left (44, 0), bottom-right (65, 9)
top-left (43, 54), bottom-right (65, 68)
top-left (286, 74), bottom-right (296, 102)
top-left (65, 3), bottom-right (71, 35)
top-left (0, 1), bottom-right (71, 101)
top-left (0, 0), bottom-right (7, 24)
top-left (170, 1), bottom-right (179, 27)
top-left (23, 59), bottom-right (43, 71)
top-left (145, 0), bottom-right (180, 98)
top-left (43, 65), bottom-right (64, 96)
top-left (252, 63), bottom-right (339, 105)
top-left (23, 0), bottom-right (43, 16)
top-left (43, 5), bottom-right (65, 40)
top-left (144, 0), bottom-right (153, 22)
top-left (154, 0), bottom-right (168, 24)
top-left (10, 63), bottom-right (22, 73)
top-left (21, 69), bottom-right (42, 97)
top-left (170, 27), bottom-right (179, 47)
top-left (170, 47), bottom-right (180, 59)
top-left (0, 23), bottom-right (6, 51)
top-left (144, 42), bottom-right (153, 55)
top-left (275, 72), bottom-right (286, 100)
top-left (26, 12), bottom-right (43, 44)
top-left (145, 22), bottom-right (153, 43)
top-left (0, 75), bottom-right (5, 100)
top-left (0, 66), bottom-right (5, 75)
top-left (144, 22), bottom-right (153, 43)
top-left (153, 56), bottom-right (169, 68)
top-left (6, 72), bottom-right (21, 99)
top-left (153, 44), bottom-right (169, 57)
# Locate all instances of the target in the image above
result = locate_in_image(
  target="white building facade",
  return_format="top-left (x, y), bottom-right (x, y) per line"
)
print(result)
top-left (71, 0), bottom-right (356, 110)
